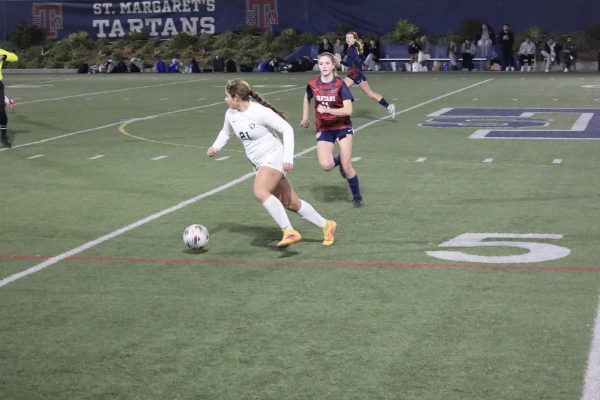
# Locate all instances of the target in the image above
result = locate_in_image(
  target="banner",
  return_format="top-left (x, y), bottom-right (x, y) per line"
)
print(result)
top-left (1, 0), bottom-right (598, 42)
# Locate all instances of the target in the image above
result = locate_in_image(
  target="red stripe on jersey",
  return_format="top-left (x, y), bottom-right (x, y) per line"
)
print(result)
top-left (307, 76), bottom-right (352, 132)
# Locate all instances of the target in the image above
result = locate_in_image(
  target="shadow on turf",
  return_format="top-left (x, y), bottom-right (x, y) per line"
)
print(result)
top-left (309, 184), bottom-right (349, 203)
top-left (210, 222), bottom-right (311, 256)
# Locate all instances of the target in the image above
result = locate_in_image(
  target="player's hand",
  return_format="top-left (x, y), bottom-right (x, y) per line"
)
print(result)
top-left (316, 104), bottom-right (329, 114)
top-left (207, 147), bottom-right (218, 157)
top-left (299, 119), bottom-right (310, 128)
top-left (283, 162), bottom-right (293, 171)
top-left (0, 55), bottom-right (5, 61)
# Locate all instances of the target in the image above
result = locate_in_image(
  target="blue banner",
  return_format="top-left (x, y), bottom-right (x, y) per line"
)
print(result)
top-left (1, 0), bottom-right (598, 42)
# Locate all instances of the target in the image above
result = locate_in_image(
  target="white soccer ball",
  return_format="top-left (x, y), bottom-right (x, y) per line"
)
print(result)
top-left (183, 224), bottom-right (209, 249)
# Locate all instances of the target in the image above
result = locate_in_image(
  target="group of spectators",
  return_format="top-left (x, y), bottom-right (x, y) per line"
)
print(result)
top-left (318, 23), bottom-right (578, 73)
top-left (469, 22), bottom-right (577, 72)
top-left (319, 36), bottom-right (383, 72)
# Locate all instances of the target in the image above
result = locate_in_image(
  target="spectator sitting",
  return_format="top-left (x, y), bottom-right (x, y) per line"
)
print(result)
top-left (129, 57), bottom-right (143, 72)
top-left (155, 58), bottom-right (166, 73)
top-left (447, 40), bottom-right (459, 71)
top-left (461, 39), bottom-right (476, 71)
top-left (318, 37), bottom-right (333, 54)
top-left (186, 57), bottom-right (201, 73)
top-left (333, 38), bottom-right (346, 58)
top-left (168, 58), bottom-right (181, 73)
top-left (407, 37), bottom-right (421, 71)
top-left (562, 35), bottom-right (576, 72)
top-left (105, 59), bottom-right (114, 73)
top-left (213, 55), bottom-right (224, 72)
top-left (417, 35), bottom-right (431, 70)
top-left (518, 36), bottom-right (536, 71)
top-left (541, 37), bottom-right (560, 72)
top-left (363, 39), bottom-right (381, 71)
top-left (333, 38), bottom-right (347, 71)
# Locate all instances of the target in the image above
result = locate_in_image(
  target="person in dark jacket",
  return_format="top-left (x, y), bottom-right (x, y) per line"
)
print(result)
top-left (498, 23), bottom-right (517, 71)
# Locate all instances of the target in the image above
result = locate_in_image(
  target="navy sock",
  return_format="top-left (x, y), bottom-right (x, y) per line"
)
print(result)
top-left (333, 154), bottom-right (340, 167)
top-left (378, 98), bottom-right (389, 108)
top-left (347, 175), bottom-right (362, 200)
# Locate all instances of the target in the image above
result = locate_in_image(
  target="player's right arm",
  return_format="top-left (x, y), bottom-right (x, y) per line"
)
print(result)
top-left (300, 93), bottom-right (311, 128)
top-left (208, 114), bottom-right (234, 157)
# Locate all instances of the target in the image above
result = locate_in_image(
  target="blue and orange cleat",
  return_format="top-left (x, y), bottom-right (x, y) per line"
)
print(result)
top-left (277, 228), bottom-right (302, 247)
top-left (322, 220), bottom-right (337, 246)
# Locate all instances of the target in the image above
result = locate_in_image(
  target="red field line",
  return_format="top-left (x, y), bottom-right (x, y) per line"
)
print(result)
top-left (1, 254), bottom-right (600, 271)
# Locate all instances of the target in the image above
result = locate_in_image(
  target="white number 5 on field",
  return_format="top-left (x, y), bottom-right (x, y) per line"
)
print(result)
top-left (427, 233), bottom-right (570, 264)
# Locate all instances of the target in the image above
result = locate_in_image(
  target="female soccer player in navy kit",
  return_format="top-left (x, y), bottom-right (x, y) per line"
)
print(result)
top-left (341, 31), bottom-right (395, 119)
top-left (208, 79), bottom-right (337, 247)
top-left (300, 52), bottom-right (363, 208)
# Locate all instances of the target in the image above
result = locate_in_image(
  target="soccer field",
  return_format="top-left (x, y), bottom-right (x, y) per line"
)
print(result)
top-left (1, 71), bottom-right (600, 400)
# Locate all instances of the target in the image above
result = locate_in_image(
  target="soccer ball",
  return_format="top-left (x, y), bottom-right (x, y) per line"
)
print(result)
top-left (183, 224), bottom-right (209, 249)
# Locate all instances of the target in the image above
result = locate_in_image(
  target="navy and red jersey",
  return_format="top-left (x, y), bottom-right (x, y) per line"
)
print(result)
top-left (306, 76), bottom-right (354, 132)
top-left (341, 44), bottom-right (366, 81)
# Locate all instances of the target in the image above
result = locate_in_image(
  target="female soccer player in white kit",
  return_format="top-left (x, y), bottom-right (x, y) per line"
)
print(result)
top-left (207, 79), bottom-right (337, 247)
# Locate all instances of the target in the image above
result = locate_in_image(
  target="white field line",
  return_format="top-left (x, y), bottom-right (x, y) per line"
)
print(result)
top-left (14, 78), bottom-right (212, 105)
top-left (582, 292), bottom-right (600, 400)
top-left (0, 78), bottom-right (493, 288)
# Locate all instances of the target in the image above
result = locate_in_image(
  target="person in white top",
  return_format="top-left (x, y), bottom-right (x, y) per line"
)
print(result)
top-left (208, 79), bottom-right (337, 247)
top-left (518, 36), bottom-right (536, 71)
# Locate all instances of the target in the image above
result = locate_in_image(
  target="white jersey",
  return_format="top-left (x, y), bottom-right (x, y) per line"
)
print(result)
top-left (211, 102), bottom-right (294, 169)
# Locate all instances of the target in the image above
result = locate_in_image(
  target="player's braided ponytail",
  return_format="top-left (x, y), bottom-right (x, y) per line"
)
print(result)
top-left (226, 79), bottom-right (288, 120)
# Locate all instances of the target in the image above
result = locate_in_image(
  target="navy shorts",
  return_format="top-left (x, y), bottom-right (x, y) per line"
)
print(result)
top-left (316, 128), bottom-right (354, 143)
top-left (348, 73), bottom-right (367, 85)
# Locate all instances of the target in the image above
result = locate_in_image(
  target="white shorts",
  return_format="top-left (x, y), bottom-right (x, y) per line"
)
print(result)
top-left (251, 151), bottom-right (285, 174)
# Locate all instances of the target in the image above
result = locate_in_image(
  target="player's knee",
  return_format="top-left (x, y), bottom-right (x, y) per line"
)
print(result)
top-left (319, 160), bottom-right (335, 171)
top-left (253, 189), bottom-right (270, 203)
top-left (281, 198), bottom-right (295, 210)
top-left (341, 163), bottom-right (354, 176)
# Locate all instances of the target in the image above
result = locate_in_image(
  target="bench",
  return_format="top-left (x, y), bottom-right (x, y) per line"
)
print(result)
top-left (300, 43), bottom-right (491, 71)
top-left (377, 56), bottom-right (487, 71)
top-left (377, 44), bottom-right (489, 71)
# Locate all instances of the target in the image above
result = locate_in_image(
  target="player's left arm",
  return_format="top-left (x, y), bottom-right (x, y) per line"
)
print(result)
top-left (317, 99), bottom-right (352, 117)
top-left (0, 49), bottom-right (18, 62)
top-left (261, 109), bottom-right (295, 169)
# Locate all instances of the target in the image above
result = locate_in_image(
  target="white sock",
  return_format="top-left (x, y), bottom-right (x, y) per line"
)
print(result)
top-left (262, 195), bottom-right (292, 230)
top-left (296, 199), bottom-right (326, 228)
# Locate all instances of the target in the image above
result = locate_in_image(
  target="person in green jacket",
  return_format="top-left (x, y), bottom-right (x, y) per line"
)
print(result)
top-left (562, 36), bottom-right (577, 73)
top-left (0, 48), bottom-right (18, 148)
